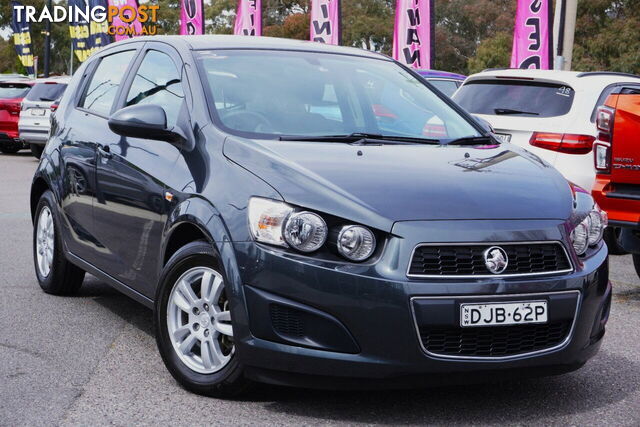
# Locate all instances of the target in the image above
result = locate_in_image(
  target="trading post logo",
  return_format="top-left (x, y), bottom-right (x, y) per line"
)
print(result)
top-left (13, 1), bottom-right (159, 37)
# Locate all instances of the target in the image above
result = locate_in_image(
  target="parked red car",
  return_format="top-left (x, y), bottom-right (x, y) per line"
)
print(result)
top-left (592, 86), bottom-right (640, 275)
top-left (0, 79), bottom-right (34, 154)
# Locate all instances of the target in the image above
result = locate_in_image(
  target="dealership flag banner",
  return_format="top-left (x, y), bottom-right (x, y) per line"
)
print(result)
top-left (88, 0), bottom-right (112, 53)
top-left (108, 0), bottom-right (143, 41)
top-left (234, 0), bottom-right (261, 36)
top-left (10, 1), bottom-right (34, 76)
top-left (68, 0), bottom-right (92, 62)
top-left (510, 0), bottom-right (553, 69)
top-left (310, 0), bottom-right (340, 44)
top-left (180, 0), bottom-right (204, 35)
top-left (393, 0), bottom-right (432, 69)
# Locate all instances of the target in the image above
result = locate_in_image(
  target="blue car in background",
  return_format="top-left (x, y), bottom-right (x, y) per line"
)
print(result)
top-left (417, 70), bottom-right (466, 97)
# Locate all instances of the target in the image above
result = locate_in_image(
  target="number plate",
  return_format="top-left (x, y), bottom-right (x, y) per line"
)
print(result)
top-left (460, 301), bottom-right (547, 327)
top-left (494, 133), bottom-right (512, 143)
top-left (30, 108), bottom-right (46, 116)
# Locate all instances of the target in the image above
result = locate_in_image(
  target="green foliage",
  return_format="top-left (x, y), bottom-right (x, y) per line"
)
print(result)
top-left (468, 32), bottom-right (513, 74)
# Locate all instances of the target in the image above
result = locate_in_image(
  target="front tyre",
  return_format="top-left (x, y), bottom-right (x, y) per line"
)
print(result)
top-left (155, 241), bottom-right (248, 397)
top-left (30, 144), bottom-right (44, 159)
top-left (633, 254), bottom-right (640, 280)
top-left (33, 190), bottom-right (85, 294)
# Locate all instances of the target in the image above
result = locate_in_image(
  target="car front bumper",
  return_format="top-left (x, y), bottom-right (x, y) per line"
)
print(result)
top-left (231, 219), bottom-right (610, 388)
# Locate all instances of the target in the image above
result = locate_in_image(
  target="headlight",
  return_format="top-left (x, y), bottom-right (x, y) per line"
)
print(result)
top-left (337, 225), bottom-right (376, 261)
top-left (570, 203), bottom-right (608, 256)
top-left (283, 211), bottom-right (328, 252)
top-left (571, 222), bottom-right (589, 255)
top-left (248, 197), bottom-right (293, 247)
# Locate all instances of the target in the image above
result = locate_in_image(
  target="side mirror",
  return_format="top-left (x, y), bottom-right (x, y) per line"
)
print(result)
top-left (108, 104), bottom-right (186, 144)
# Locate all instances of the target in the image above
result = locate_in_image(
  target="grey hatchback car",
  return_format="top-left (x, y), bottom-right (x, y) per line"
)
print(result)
top-left (31, 36), bottom-right (611, 397)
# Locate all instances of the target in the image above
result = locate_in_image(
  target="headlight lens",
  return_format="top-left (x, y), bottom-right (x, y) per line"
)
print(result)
top-left (248, 198), bottom-right (293, 247)
top-left (571, 222), bottom-right (589, 256)
top-left (588, 210), bottom-right (605, 245)
top-left (337, 225), bottom-right (376, 261)
top-left (570, 203), bottom-right (608, 256)
top-left (283, 211), bottom-right (328, 252)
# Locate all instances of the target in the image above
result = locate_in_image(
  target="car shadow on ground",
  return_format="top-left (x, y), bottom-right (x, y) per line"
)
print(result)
top-left (83, 275), bottom-right (638, 424)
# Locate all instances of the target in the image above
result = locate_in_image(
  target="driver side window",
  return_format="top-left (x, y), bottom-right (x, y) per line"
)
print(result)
top-left (125, 50), bottom-right (185, 128)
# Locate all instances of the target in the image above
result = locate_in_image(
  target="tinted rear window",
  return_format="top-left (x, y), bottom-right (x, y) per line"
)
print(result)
top-left (26, 83), bottom-right (68, 102)
top-left (428, 79), bottom-right (459, 97)
top-left (0, 83), bottom-right (31, 99)
top-left (454, 80), bottom-right (574, 117)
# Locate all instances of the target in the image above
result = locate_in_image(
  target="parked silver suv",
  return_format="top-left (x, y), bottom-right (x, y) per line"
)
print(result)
top-left (19, 77), bottom-right (69, 158)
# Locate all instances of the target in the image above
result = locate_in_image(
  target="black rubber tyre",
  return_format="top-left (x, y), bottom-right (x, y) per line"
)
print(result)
top-left (633, 254), bottom-right (640, 280)
top-left (33, 190), bottom-right (85, 295)
top-left (604, 227), bottom-right (629, 255)
top-left (154, 241), bottom-right (250, 398)
top-left (0, 144), bottom-right (21, 154)
top-left (30, 144), bottom-right (44, 159)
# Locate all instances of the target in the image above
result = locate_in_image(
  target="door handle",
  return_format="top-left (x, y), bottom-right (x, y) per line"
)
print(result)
top-left (97, 145), bottom-right (112, 159)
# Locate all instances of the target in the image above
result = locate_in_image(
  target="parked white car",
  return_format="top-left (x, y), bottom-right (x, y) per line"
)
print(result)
top-left (454, 69), bottom-right (640, 253)
top-left (454, 69), bottom-right (640, 190)
top-left (18, 76), bottom-right (70, 158)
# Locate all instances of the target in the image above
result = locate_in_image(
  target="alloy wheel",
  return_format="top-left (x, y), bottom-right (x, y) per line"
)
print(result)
top-left (167, 266), bottom-right (234, 374)
top-left (36, 206), bottom-right (54, 278)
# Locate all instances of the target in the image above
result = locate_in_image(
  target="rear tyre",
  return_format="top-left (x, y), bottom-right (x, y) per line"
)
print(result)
top-left (33, 190), bottom-right (85, 295)
top-left (604, 227), bottom-right (628, 255)
top-left (30, 144), bottom-right (43, 159)
top-left (155, 241), bottom-right (249, 397)
top-left (633, 254), bottom-right (640, 280)
top-left (0, 144), bottom-right (20, 154)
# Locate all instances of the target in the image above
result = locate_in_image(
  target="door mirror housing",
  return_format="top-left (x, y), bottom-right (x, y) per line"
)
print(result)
top-left (108, 104), bottom-right (187, 145)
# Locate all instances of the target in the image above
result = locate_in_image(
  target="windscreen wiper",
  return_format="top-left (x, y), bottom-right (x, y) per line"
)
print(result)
top-left (279, 132), bottom-right (439, 145)
top-left (445, 135), bottom-right (497, 146)
top-left (494, 108), bottom-right (540, 116)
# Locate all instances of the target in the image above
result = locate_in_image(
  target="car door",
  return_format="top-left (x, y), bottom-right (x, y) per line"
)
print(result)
top-left (91, 43), bottom-right (187, 297)
top-left (59, 46), bottom-right (139, 259)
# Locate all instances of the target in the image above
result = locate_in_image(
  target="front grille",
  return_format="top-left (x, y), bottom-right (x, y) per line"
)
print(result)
top-left (408, 243), bottom-right (571, 277)
top-left (270, 304), bottom-right (305, 337)
top-left (419, 321), bottom-right (571, 357)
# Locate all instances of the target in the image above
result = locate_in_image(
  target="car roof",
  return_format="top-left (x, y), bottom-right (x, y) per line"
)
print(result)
top-left (465, 69), bottom-right (640, 88)
top-left (111, 35), bottom-right (389, 61)
top-left (33, 76), bottom-right (71, 84)
top-left (416, 69), bottom-right (466, 80)
top-left (0, 79), bottom-right (34, 86)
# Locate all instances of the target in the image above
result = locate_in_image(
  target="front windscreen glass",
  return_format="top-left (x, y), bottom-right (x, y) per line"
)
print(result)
top-left (454, 80), bottom-right (575, 117)
top-left (196, 50), bottom-right (480, 140)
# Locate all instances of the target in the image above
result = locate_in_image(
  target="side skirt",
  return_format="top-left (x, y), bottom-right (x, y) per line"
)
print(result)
top-left (66, 251), bottom-right (154, 309)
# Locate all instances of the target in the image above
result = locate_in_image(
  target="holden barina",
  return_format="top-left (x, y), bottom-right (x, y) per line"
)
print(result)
top-left (31, 36), bottom-right (611, 397)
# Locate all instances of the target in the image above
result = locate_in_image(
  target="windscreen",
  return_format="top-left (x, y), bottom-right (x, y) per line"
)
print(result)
top-left (454, 80), bottom-right (575, 117)
top-left (26, 83), bottom-right (68, 102)
top-left (196, 50), bottom-right (479, 140)
top-left (0, 83), bottom-right (31, 99)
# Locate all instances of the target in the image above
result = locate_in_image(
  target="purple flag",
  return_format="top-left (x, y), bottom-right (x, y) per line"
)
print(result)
top-left (511, 0), bottom-right (553, 69)
top-left (310, 0), bottom-right (340, 45)
top-left (234, 0), bottom-right (261, 36)
top-left (180, 0), bottom-right (204, 35)
top-left (393, 0), bottom-right (432, 69)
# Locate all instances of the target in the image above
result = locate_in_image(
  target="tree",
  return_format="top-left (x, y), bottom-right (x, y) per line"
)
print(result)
top-left (467, 31), bottom-right (512, 74)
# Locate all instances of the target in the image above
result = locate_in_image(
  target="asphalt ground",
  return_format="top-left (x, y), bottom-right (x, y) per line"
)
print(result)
top-left (1, 152), bottom-right (639, 426)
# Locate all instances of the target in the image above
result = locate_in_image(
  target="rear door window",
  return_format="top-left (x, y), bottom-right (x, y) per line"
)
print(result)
top-left (454, 80), bottom-right (574, 117)
top-left (79, 50), bottom-right (136, 116)
top-left (0, 83), bottom-right (31, 99)
top-left (25, 83), bottom-right (67, 102)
